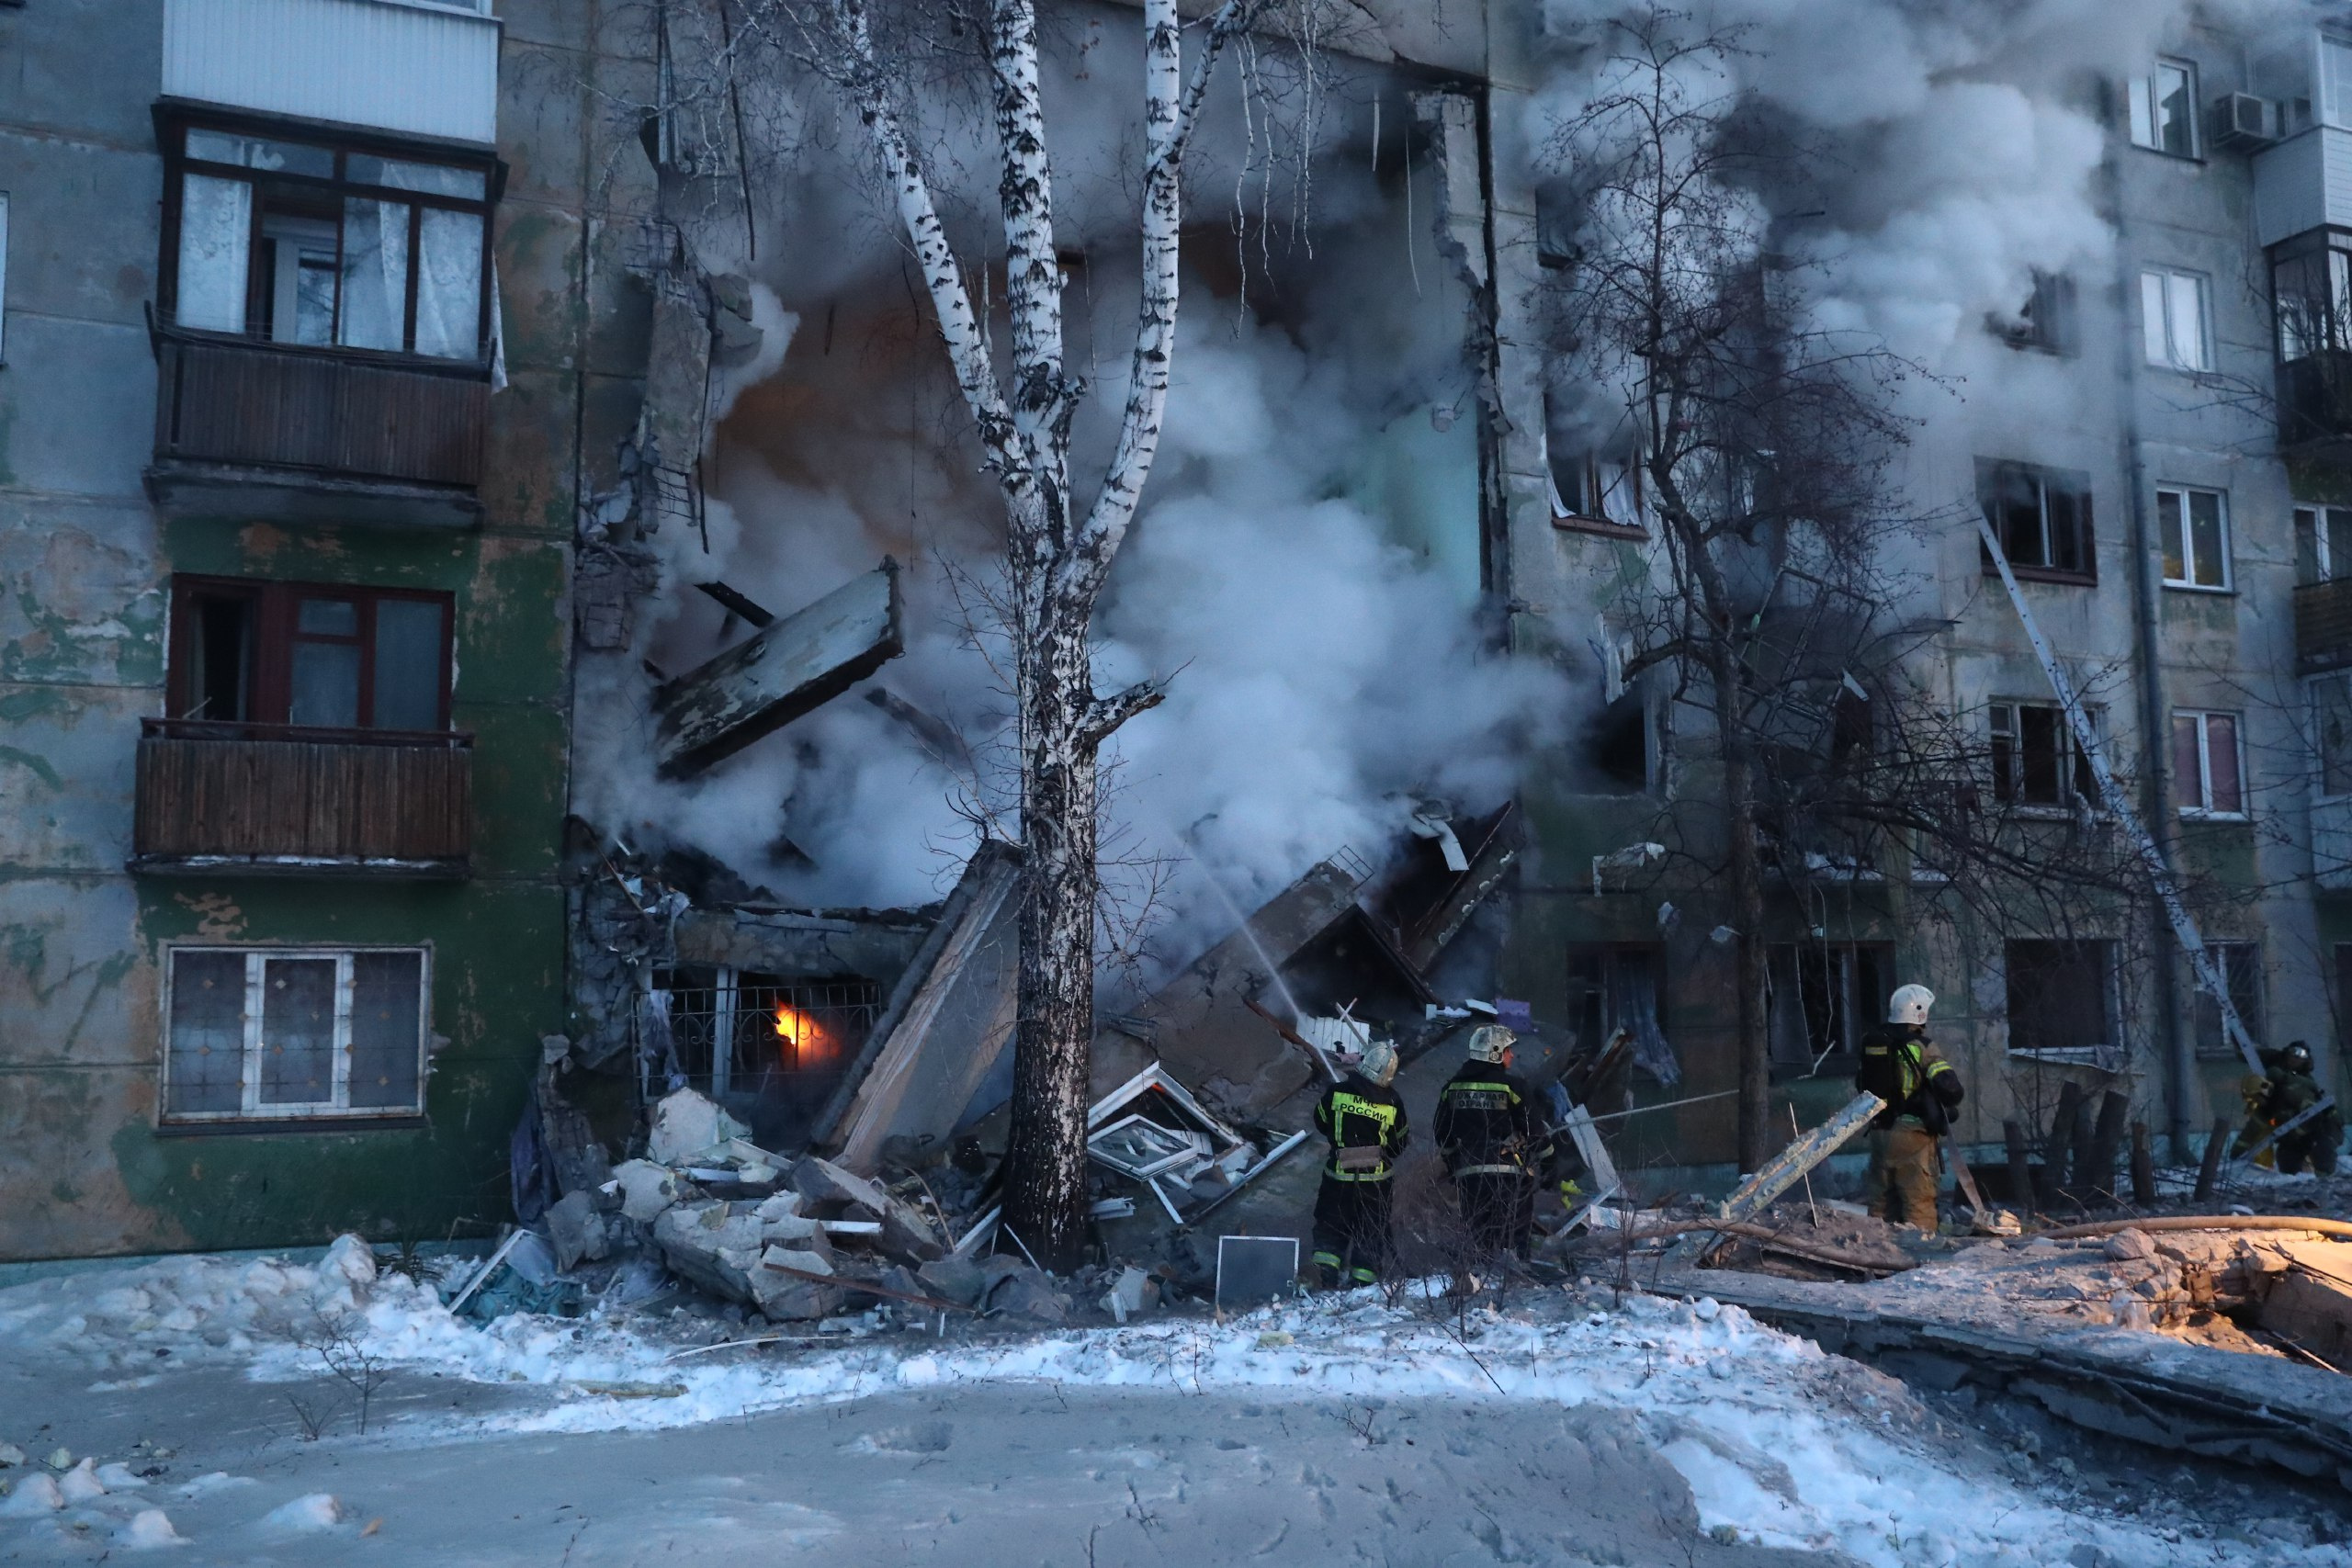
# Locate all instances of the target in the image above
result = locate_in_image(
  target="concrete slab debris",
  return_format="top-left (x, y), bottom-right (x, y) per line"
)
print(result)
top-left (654, 559), bottom-right (904, 777)
top-left (648, 1089), bottom-right (752, 1167)
top-left (1718, 1092), bottom-right (1883, 1224)
top-left (820, 841), bottom-right (1022, 1172)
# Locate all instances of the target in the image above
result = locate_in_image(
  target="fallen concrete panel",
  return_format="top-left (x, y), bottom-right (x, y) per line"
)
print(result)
top-left (655, 559), bottom-right (904, 777)
top-left (1650, 1261), bottom-right (2352, 1489)
top-left (821, 840), bottom-right (1022, 1172)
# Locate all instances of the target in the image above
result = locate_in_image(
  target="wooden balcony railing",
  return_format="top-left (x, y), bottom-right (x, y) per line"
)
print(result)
top-left (132, 719), bottom-right (472, 875)
top-left (151, 326), bottom-right (489, 492)
top-left (2297, 578), bottom-right (2352, 673)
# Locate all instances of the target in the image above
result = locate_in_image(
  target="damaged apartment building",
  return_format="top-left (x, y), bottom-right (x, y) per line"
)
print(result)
top-left (13, 0), bottom-right (2352, 1271)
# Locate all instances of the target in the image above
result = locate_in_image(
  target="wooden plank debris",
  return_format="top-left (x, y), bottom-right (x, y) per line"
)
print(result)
top-left (655, 559), bottom-right (903, 777)
top-left (1717, 1092), bottom-right (1883, 1224)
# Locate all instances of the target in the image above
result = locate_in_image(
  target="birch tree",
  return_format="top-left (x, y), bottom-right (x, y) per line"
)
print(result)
top-left (707, 0), bottom-right (1281, 1265)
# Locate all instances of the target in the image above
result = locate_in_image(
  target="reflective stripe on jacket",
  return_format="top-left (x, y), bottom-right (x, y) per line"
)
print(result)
top-left (1316, 1075), bottom-right (1408, 1182)
top-left (1433, 1062), bottom-right (1553, 1178)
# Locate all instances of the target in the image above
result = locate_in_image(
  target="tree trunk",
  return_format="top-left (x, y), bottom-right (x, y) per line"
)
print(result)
top-left (1001, 614), bottom-right (1101, 1269)
top-left (1721, 683), bottom-right (1770, 1172)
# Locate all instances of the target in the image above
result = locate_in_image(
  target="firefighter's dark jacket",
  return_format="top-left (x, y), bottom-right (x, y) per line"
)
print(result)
top-left (1433, 1059), bottom-right (1555, 1178)
top-left (1855, 1023), bottom-right (1964, 1134)
top-left (1315, 1074), bottom-right (1408, 1181)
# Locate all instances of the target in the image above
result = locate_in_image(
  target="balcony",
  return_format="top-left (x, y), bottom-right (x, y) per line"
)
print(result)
top-left (2297, 577), bottom-right (2352, 673)
top-left (2277, 350), bottom-right (2352, 453)
top-left (131, 718), bottom-right (472, 878)
top-left (164, 0), bottom-right (499, 146)
top-left (146, 328), bottom-right (489, 527)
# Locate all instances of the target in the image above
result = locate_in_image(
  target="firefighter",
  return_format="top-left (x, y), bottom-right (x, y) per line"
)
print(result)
top-left (1310, 1035), bottom-right (1408, 1288)
top-left (1854, 983), bottom-right (1965, 1230)
top-left (2233, 1041), bottom-right (2344, 1177)
top-left (1435, 1024), bottom-right (1555, 1259)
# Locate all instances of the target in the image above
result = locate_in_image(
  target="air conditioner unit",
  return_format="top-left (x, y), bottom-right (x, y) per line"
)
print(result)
top-left (2211, 92), bottom-right (2280, 151)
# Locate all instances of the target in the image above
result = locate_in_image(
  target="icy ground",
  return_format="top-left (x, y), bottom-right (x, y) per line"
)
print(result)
top-left (0, 1240), bottom-right (2335, 1566)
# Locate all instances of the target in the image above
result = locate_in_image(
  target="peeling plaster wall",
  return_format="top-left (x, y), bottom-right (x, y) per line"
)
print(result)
top-left (0, 0), bottom-right (656, 1259)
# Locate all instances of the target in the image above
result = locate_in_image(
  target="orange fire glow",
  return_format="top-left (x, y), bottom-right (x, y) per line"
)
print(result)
top-left (773, 1003), bottom-right (826, 1065)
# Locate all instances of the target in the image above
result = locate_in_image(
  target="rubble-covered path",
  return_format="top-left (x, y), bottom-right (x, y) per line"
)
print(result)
top-left (0, 1242), bottom-right (2336, 1568)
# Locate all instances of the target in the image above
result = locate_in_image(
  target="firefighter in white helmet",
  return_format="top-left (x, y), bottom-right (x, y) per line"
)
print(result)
top-left (1310, 1035), bottom-right (1408, 1288)
top-left (1855, 983), bottom-right (1964, 1230)
top-left (1434, 1025), bottom-right (1555, 1259)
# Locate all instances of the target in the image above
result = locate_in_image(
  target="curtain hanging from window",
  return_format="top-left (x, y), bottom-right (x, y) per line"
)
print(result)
top-left (176, 175), bottom-right (252, 333)
top-left (414, 207), bottom-right (485, 359)
top-left (338, 197), bottom-right (410, 351)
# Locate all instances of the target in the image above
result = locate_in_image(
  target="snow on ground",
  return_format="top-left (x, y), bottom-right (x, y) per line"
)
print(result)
top-left (0, 1239), bottom-right (2336, 1567)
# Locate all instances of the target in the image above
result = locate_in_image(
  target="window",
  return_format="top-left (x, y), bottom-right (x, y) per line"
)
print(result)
top-left (2298, 504), bottom-right (2352, 587)
top-left (1977, 460), bottom-right (2095, 581)
top-left (2194, 942), bottom-right (2266, 1061)
top-left (1767, 942), bottom-right (1893, 1072)
top-left (2141, 268), bottom-right (2212, 372)
top-left (2129, 59), bottom-right (2199, 156)
top-left (2156, 485), bottom-right (2231, 589)
top-left (2274, 240), bottom-right (2352, 366)
top-left (2173, 709), bottom-right (2246, 817)
top-left (2004, 939), bottom-right (2117, 1056)
top-left (647, 969), bottom-right (882, 1147)
top-left (2315, 675), bottom-right (2352, 798)
top-left (167, 577), bottom-right (453, 731)
top-left (1564, 944), bottom-right (1679, 1086)
top-left (164, 946), bottom-right (427, 1122)
top-left (1581, 690), bottom-right (1651, 793)
top-left (1990, 700), bottom-right (2100, 809)
top-left (1991, 270), bottom-right (2078, 355)
top-left (1548, 448), bottom-right (1645, 533)
top-left (161, 117), bottom-right (496, 361)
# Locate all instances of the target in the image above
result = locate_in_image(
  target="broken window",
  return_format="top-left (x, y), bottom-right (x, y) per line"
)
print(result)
top-left (162, 118), bottom-right (495, 360)
top-left (163, 946), bottom-right (427, 1122)
top-left (2128, 59), bottom-right (2199, 157)
top-left (1581, 690), bottom-right (1651, 794)
top-left (1976, 460), bottom-right (2095, 582)
top-left (2315, 675), bottom-right (2352, 797)
top-left (166, 577), bottom-right (453, 731)
top-left (1767, 942), bottom-right (1893, 1072)
top-left (1564, 943), bottom-right (1679, 1086)
top-left (2296, 504), bottom-right (2352, 586)
top-left (647, 968), bottom-right (881, 1145)
top-left (1989, 700), bottom-right (2100, 809)
top-left (2173, 709), bottom-right (2246, 817)
top-left (1545, 389), bottom-right (1644, 532)
top-left (2003, 939), bottom-right (2117, 1056)
top-left (2194, 942), bottom-right (2266, 1061)
top-left (1990, 270), bottom-right (2077, 355)
top-left (2141, 267), bottom-right (2212, 372)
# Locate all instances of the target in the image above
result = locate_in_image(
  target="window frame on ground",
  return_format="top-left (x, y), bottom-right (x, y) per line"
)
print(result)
top-left (161, 944), bottom-right (430, 1123)
top-left (2129, 58), bottom-right (2200, 158)
top-left (1988, 699), bottom-right (2102, 810)
top-left (1975, 458), bottom-right (2097, 583)
top-left (2003, 939), bottom-right (2120, 1058)
top-left (2194, 942), bottom-right (2267, 1061)
top-left (1766, 942), bottom-right (1894, 1074)
top-left (2140, 266), bottom-right (2213, 373)
top-left (156, 107), bottom-right (500, 362)
top-left (2156, 484), bottom-right (2232, 590)
top-left (166, 575), bottom-right (456, 733)
top-left (2172, 707), bottom-right (2248, 818)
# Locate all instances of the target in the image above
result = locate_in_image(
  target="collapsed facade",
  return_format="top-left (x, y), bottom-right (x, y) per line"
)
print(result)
top-left (5, 0), bottom-right (2351, 1265)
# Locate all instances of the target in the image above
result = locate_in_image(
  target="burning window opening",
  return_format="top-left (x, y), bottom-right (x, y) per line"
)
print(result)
top-left (643, 968), bottom-right (881, 1147)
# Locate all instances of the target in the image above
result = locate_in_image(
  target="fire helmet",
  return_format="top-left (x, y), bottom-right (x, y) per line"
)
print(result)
top-left (1359, 1036), bottom-right (1400, 1087)
top-left (1887, 984), bottom-right (1935, 1028)
top-left (2284, 1040), bottom-right (2315, 1075)
top-left (1467, 1024), bottom-right (1518, 1064)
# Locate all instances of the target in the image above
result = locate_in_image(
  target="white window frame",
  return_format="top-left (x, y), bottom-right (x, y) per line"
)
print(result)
top-left (2130, 58), bottom-right (2201, 157)
top-left (2297, 504), bottom-right (2352, 585)
top-left (2156, 483), bottom-right (2232, 591)
top-left (2194, 942), bottom-right (2266, 1061)
top-left (2174, 708), bottom-right (2249, 819)
top-left (160, 944), bottom-right (430, 1123)
top-left (2141, 267), bottom-right (2212, 372)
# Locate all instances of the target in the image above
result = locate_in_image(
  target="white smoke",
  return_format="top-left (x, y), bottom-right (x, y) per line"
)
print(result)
top-left (570, 60), bottom-right (1572, 976)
